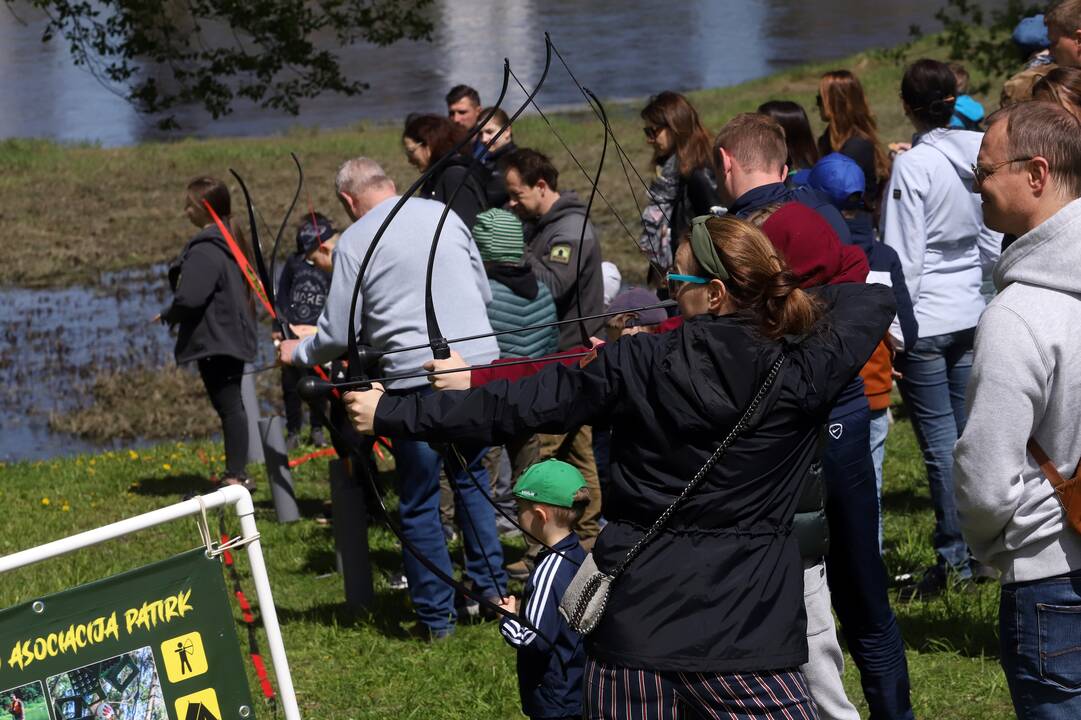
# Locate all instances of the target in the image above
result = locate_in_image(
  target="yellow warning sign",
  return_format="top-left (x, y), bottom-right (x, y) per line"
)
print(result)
top-left (161, 630), bottom-right (208, 682)
top-left (174, 688), bottom-right (221, 720)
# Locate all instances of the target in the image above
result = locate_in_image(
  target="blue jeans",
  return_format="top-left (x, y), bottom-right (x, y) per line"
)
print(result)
top-left (1000, 571), bottom-right (1081, 718)
top-left (869, 408), bottom-right (889, 552)
top-left (392, 425), bottom-right (507, 632)
top-left (823, 393), bottom-right (913, 719)
top-left (895, 328), bottom-right (975, 574)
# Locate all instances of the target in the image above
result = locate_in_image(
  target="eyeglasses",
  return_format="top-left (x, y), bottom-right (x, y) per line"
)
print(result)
top-left (971, 157), bottom-right (1034, 186)
top-left (666, 272), bottom-right (710, 296)
top-left (643, 125), bottom-right (664, 141)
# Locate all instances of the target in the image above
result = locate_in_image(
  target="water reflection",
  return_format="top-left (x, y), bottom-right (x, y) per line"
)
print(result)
top-left (0, 0), bottom-right (956, 147)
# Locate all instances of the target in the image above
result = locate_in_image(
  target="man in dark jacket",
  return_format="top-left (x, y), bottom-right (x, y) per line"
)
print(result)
top-left (716, 112), bottom-right (851, 244)
top-left (501, 147), bottom-right (605, 568)
top-left (501, 148), bottom-right (604, 349)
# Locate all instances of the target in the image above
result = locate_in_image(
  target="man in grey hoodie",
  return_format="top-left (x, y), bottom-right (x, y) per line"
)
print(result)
top-left (278, 157), bottom-right (506, 639)
top-left (955, 101), bottom-right (1081, 718)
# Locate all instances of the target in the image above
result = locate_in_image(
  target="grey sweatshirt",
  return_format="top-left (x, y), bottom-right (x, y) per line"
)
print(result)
top-left (955, 196), bottom-right (1081, 583)
top-left (295, 196), bottom-right (499, 389)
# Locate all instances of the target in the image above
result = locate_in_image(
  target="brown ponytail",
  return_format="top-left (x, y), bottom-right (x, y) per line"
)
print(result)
top-left (693, 215), bottom-right (821, 339)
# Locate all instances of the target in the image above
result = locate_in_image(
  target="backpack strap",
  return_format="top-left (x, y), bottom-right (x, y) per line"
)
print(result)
top-left (1028, 438), bottom-right (1081, 488)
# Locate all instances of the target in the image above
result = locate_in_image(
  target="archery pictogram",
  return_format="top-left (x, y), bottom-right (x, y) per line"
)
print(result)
top-left (161, 632), bottom-right (208, 682)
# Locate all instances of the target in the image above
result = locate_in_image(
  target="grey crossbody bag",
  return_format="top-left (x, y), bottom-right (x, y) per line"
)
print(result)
top-left (559, 353), bottom-right (787, 635)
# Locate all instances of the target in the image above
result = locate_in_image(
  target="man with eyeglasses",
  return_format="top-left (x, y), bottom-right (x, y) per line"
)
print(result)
top-left (955, 100), bottom-right (1081, 719)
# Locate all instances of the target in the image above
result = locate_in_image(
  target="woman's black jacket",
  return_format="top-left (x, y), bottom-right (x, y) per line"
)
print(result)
top-left (421, 153), bottom-right (489, 229)
top-left (373, 283), bottom-right (894, 672)
top-left (163, 225), bottom-right (258, 365)
top-left (482, 141), bottom-right (518, 209)
top-left (671, 166), bottom-right (719, 242)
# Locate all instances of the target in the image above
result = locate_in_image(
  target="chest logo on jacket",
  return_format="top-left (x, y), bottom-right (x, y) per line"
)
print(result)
top-left (828, 423), bottom-right (844, 440)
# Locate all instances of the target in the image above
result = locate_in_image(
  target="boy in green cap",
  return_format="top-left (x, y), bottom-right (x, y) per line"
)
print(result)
top-left (498, 459), bottom-right (589, 720)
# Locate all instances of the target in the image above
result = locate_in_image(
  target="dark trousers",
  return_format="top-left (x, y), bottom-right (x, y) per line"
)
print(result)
top-left (280, 365), bottom-right (326, 435)
top-left (584, 657), bottom-right (817, 719)
top-left (197, 355), bottom-right (248, 478)
top-left (822, 400), bottom-right (913, 720)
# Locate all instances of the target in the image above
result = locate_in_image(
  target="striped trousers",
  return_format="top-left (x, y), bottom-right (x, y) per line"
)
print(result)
top-left (584, 657), bottom-right (819, 720)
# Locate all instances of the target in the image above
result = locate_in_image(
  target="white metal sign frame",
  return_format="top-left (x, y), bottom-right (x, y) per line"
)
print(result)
top-left (0, 485), bottom-right (300, 720)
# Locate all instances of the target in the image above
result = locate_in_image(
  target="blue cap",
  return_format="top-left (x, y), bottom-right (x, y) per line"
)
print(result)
top-left (1013, 15), bottom-right (1049, 55)
top-left (806, 153), bottom-right (865, 210)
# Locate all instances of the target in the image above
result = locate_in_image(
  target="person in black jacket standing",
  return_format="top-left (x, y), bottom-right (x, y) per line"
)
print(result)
top-left (346, 215), bottom-right (894, 718)
top-left (159, 176), bottom-right (258, 488)
top-left (402, 114), bottom-right (489, 229)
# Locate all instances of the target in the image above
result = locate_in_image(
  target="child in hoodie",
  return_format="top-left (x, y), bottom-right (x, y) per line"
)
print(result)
top-left (806, 152), bottom-right (918, 547)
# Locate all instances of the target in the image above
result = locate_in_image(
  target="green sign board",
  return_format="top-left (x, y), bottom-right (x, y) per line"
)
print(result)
top-left (0, 549), bottom-right (254, 720)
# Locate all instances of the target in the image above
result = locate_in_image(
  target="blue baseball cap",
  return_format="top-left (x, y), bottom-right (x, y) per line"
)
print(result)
top-left (1013, 15), bottom-right (1049, 56)
top-left (806, 153), bottom-right (866, 211)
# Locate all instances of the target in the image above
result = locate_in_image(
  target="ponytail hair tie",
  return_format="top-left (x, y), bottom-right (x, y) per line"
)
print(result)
top-left (689, 215), bottom-right (730, 281)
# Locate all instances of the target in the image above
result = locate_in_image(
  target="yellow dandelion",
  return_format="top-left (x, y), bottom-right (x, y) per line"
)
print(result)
top-left (41, 497), bottom-right (50, 506)
top-left (61, 504), bottom-right (71, 512)
top-left (162, 463), bottom-right (172, 471)
top-left (129, 450), bottom-right (139, 460)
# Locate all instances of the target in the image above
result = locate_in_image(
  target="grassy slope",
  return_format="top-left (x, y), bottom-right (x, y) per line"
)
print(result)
top-left (0, 36), bottom-right (990, 289)
top-left (0, 411), bottom-right (1014, 719)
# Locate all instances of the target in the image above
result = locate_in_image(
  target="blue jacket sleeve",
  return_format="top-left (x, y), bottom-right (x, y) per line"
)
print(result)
top-left (889, 254), bottom-right (919, 350)
top-left (499, 554), bottom-right (571, 655)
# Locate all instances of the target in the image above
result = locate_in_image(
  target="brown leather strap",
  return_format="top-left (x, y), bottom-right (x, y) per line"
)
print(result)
top-left (1029, 438), bottom-right (1069, 489)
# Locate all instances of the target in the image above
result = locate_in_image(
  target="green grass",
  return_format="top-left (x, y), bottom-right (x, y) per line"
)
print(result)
top-left (0, 34), bottom-right (999, 289)
top-left (0, 406), bottom-right (1014, 719)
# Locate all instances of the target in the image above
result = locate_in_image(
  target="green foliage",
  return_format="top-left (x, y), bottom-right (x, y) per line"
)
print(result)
top-left (909, 0), bottom-right (1046, 93)
top-left (10, 0), bottom-right (435, 130)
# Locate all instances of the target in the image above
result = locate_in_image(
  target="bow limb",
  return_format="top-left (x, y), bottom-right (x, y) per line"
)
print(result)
top-left (301, 397), bottom-right (566, 651)
top-left (268, 152), bottom-right (304, 327)
top-left (424, 45), bottom-right (552, 359)
top-left (344, 64), bottom-right (512, 380)
top-left (574, 87), bottom-right (609, 348)
top-left (417, 50), bottom-right (558, 571)
top-left (230, 168), bottom-right (284, 336)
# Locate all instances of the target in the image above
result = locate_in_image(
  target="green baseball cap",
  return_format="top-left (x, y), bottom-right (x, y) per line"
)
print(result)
top-left (513, 459), bottom-right (586, 508)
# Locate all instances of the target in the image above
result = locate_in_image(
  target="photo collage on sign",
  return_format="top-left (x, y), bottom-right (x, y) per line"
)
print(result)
top-left (44, 647), bottom-right (167, 720)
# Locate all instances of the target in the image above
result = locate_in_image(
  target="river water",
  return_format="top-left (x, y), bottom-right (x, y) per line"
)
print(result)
top-left (0, 0), bottom-right (953, 146)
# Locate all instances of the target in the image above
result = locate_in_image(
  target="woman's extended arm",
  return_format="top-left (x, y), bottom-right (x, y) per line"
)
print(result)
top-left (348, 342), bottom-right (629, 444)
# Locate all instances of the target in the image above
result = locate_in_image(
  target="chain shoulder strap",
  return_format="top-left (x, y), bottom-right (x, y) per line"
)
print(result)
top-left (610, 352), bottom-right (787, 578)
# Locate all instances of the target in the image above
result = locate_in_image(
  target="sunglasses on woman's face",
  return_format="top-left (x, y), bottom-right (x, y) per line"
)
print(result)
top-left (666, 272), bottom-right (709, 297)
top-left (643, 125), bottom-right (664, 141)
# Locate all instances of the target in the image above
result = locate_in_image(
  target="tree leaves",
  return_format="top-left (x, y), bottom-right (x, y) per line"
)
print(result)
top-left (19, 0), bottom-right (434, 130)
